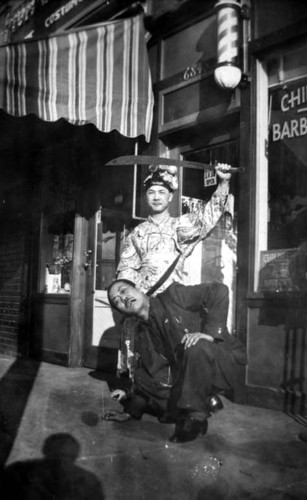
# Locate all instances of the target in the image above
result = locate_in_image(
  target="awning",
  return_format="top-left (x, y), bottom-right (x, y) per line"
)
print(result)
top-left (0, 14), bottom-right (154, 142)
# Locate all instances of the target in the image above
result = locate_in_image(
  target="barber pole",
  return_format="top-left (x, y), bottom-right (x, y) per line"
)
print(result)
top-left (214, 0), bottom-right (242, 90)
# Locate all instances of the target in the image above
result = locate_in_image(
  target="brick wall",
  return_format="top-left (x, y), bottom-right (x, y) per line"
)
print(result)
top-left (0, 224), bottom-right (28, 357)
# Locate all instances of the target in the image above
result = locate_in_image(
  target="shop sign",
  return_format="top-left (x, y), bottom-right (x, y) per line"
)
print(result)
top-left (270, 77), bottom-right (307, 142)
top-left (3, 0), bottom-right (36, 38)
top-left (258, 248), bottom-right (305, 292)
top-left (1, 0), bottom-right (102, 43)
top-left (204, 169), bottom-right (217, 187)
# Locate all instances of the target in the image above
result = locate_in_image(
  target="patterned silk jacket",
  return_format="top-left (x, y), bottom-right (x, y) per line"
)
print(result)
top-left (117, 182), bottom-right (229, 295)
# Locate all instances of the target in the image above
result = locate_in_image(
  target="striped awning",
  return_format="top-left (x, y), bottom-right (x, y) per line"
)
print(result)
top-left (0, 15), bottom-right (154, 142)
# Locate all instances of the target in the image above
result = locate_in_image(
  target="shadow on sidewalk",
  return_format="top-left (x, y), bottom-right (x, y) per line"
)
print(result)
top-left (1, 433), bottom-right (104, 500)
top-left (0, 358), bottom-right (41, 467)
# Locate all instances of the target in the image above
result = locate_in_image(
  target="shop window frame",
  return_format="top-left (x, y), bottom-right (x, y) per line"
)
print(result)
top-left (253, 58), bottom-right (269, 292)
top-left (158, 75), bottom-right (241, 135)
top-left (253, 39), bottom-right (307, 294)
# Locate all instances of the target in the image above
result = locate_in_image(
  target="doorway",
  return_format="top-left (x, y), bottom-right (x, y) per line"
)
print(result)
top-left (180, 139), bottom-right (240, 333)
top-left (82, 165), bottom-right (136, 371)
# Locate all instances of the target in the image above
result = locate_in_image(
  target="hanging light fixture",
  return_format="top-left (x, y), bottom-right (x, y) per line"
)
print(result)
top-left (214, 0), bottom-right (242, 90)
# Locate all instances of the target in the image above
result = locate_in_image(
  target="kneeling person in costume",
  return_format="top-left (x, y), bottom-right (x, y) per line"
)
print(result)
top-left (106, 279), bottom-right (247, 443)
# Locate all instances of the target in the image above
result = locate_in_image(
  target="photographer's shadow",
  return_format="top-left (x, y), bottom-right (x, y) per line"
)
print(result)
top-left (1, 433), bottom-right (104, 500)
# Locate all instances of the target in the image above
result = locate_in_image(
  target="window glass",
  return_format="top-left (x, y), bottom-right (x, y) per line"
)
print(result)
top-left (267, 44), bottom-right (307, 87)
top-left (45, 233), bottom-right (74, 293)
top-left (268, 76), bottom-right (307, 250)
top-left (41, 213), bottom-right (74, 294)
top-left (95, 222), bottom-right (117, 291)
top-left (259, 45), bottom-right (307, 293)
top-left (162, 15), bottom-right (216, 80)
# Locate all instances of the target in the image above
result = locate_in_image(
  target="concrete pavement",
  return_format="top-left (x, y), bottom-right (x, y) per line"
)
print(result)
top-left (0, 355), bottom-right (306, 499)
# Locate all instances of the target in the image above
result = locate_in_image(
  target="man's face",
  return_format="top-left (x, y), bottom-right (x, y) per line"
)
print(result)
top-left (146, 185), bottom-right (173, 214)
top-left (108, 282), bottom-right (145, 316)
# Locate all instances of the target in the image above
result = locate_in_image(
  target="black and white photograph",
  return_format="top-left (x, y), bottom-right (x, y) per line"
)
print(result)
top-left (0, 1), bottom-right (307, 499)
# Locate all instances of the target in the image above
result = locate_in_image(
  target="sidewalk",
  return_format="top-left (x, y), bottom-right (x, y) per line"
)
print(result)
top-left (0, 354), bottom-right (306, 499)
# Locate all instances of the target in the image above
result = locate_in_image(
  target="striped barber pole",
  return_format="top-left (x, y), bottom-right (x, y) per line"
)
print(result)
top-left (0, 15), bottom-right (154, 142)
top-left (216, 0), bottom-right (240, 67)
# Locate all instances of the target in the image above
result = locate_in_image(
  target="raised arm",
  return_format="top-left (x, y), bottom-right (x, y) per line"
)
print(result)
top-left (199, 163), bottom-right (231, 239)
top-left (176, 163), bottom-right (232, 258)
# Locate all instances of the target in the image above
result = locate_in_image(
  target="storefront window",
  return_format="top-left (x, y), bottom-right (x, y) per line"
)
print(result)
top-left (39, 213), bottom-right (74, 294)
top-left (258, 44), bottom-right (307, 292)
top-left (45, 233), bottom-right (74, 293)
top-left (95, 210), bottom-right (129, 291)
top-left (95, 216), bottom-right (117, 291)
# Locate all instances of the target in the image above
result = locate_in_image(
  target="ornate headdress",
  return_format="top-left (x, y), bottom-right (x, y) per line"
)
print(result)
top-left (143, 165), bottom-right (178, 192)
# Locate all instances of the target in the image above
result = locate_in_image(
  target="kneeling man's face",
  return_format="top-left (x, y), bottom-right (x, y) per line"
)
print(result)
top-left (109, 282), bottom-right (145, 316)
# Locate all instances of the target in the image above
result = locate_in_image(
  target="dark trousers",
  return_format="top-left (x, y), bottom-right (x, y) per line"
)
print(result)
top-left (170, 340), bottom-right (233, 415)
top-left (124, 340), bottom-right (235, 419)
top-left (157, 282), bottom-right (230, 361)
top-left (198, 281), bottom-right (229, 336)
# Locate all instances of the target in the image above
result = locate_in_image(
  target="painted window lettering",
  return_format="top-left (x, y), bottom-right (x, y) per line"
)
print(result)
top-left (281, 85), bottom-right (307, 112)
top-left (272, 117), bottom-right (307, 141)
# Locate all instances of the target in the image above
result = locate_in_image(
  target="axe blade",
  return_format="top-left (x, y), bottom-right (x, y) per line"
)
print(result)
top-left (105, 155), bottom-right (244, 173)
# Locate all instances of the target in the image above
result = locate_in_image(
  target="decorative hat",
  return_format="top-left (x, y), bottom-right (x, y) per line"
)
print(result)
top-left (143, 165), bottom-right (178, 192)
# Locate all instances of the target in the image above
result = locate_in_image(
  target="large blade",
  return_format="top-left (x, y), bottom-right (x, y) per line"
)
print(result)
top-left (105, 155), bottom-right (244, 173)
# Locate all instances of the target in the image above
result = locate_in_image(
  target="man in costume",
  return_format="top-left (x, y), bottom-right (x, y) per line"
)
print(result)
top-left (115, 162), bottom-right (232, 377)
top-left (106, 279), bottom-right (247, 443)
top-left (117, 163), bottom-right (231, 294)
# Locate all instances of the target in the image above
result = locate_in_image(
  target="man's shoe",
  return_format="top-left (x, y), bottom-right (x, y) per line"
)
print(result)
top-left (158, 408), bottom-right (182, 424)
top-left (158, 412), bottom-right (176, 424)
top-left (169, 416), bottom-right (208, 444)
top-left (208, 395), bottom-right (224, 415)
